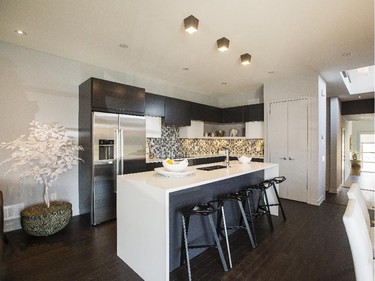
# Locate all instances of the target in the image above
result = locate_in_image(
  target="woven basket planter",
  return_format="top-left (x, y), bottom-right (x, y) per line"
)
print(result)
top-left (21, 201), bottom-right (72, 236)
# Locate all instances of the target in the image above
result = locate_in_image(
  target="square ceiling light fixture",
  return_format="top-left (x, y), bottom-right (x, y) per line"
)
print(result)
top-left (184, 15), bottom-right (199, 34)
top-left (340, 65), bottom-right (375, 95)
top-left (217, 37), bottom-right (230, 52)
top-left (240, 53), bottom-right (252, 65)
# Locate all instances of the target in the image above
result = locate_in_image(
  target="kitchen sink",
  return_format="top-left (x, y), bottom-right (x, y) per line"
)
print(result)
top-left (196, 165), bottom-right (227, 171)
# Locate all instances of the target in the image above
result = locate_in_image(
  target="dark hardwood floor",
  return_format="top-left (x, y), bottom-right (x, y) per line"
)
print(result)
top-left (1, 194), bottom-right (356, 281)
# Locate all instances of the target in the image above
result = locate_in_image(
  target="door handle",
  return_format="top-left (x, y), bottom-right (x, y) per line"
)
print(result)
top-left (280, 157), bottom-right (287, 160)
top-left (289, 157), bottom-right (295, 160)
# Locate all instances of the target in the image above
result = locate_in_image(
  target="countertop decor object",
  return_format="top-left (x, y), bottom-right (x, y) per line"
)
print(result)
top-left (0, 121), bottom-right (83, 236)
top-left (238, 155), bottom-right (252, 164)
top-left (229, 128), bottom-right (238, 137)
top-left (154, 167), bottom-right (194, 177)
top-left (216, 130), bottom-right (225, 137)
top-left (162, 158), bottom-right (189, 172)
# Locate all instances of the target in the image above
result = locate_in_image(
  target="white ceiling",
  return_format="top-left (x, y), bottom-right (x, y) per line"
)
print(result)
top-left (0, 0), bottom-right (374, 101)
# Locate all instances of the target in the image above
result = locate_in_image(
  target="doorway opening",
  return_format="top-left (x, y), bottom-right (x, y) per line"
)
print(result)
top-left (360, 133), bottom-right (375, 173)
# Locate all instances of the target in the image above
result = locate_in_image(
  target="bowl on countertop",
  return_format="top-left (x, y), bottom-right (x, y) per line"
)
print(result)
top-left (238, 155), bottom-right (252, 164)
top-left (162, 158), bottom-right (189, 172)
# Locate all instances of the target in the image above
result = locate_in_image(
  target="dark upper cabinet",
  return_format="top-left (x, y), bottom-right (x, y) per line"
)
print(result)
top-left (89, 78), bottom-right (145, 115)
top-left (191, 102), bottom-right (222, 123)
top-left (222, 106), bottom-right (244, 123)
top-left (164, 97), bottom-right (191, 126)
top-left (145, 92), bottom-right (165, 117)
top-left (243, 103), bottom-right (264, 122)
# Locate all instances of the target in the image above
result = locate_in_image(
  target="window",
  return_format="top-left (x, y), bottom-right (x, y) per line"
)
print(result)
top-left (360, 133), bottom-right (375, 172)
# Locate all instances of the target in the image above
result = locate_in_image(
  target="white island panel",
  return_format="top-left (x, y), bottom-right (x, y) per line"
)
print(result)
top-left (117, 176), bottom-right (169, 281)
top-left (117, 161), bottom-right (279, 281)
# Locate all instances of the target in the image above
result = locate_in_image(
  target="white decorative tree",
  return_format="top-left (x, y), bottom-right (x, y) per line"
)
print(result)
top-left (0, 121), bottom-right (83, 208)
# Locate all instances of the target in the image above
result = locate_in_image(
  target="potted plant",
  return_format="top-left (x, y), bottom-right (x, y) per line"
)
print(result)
top-left (0, 121), bottom-right (83, 236)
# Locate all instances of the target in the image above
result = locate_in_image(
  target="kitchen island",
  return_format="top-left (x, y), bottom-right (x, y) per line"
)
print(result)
top-left (117, 161), bottom-right (278, 281)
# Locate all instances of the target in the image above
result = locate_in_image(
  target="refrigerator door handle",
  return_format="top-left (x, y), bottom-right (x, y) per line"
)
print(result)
top-left (114, 129), bottom-right (120, 192)
top-left (119, 128), bottom-right (124, 175)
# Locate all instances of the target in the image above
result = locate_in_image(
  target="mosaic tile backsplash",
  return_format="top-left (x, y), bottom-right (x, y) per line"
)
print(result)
top-left (147, 124), bottom-right (264, 160)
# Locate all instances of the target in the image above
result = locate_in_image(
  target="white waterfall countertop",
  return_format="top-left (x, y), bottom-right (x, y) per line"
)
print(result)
top-left (117, 161), bottom-right (279, 281)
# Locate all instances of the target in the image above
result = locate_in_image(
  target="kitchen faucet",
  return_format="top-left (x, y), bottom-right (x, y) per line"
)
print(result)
top-left (222, 147), bottom-right (230, 167)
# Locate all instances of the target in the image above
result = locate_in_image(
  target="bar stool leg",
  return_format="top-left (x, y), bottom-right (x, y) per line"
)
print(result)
top-left (261, 190), bottom-right (274, 231)
top-left (181, 215), bottom-right (192, 281)
top-left (180, 214), bottom-right (190, 267)
top-left (272, 182), bottom-right (287, 221)
top-left (207, 214), bottom-right (229, 272)
top-left (245, 190), bottom-right (257, 245)
top-left (237, 201), bottom-right (256, 248)
top-left (220, 207), bottom-right (232, 269)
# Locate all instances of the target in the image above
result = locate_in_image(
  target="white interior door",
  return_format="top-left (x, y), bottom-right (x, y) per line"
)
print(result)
top-left (268, 99), bottom-right (308, 202)
top-left (269, 102), bottom-right (288, 198)
top-left (287, 99), bottom-right (308, 202)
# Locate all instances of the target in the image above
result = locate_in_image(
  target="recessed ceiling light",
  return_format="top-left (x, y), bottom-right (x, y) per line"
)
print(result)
top-left (119, 43), bottom-right (128, 48)
top-left (217, 37), bottom-right (230, 52)
top-left (240, 53), bottom-right (252, 65)
top-left (14, 29), bottom-right (27, 36)
top-left (341, 52), bottom-right (351, 57)
top-left (182, 67), bottom-right (189, 71)
top-left (184, 15), bottom-right (199, 34)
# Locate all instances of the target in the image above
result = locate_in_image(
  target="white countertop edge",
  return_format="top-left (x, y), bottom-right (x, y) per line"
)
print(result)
top-left (119, 162), bottom-right (278, 194)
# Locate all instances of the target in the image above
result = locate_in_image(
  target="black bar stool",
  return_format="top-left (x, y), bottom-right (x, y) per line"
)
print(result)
top-left (246, 176), bottom-right (286, 231)
top-left (270, 176), bottom-right (287, 221)
top-left (245, 180), bottom-right (274, 231)
top-left (180, 200), bottom-right (231, 281)
top-left (245, 176), bottom-right (287, 232)
top-left (217, 191), bottom-right (257, 248)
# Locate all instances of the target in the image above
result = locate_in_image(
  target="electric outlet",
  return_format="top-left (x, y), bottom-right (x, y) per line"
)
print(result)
top-left (50, 193), bottom-right (57, 201)
top-left (4, 203), bottom-right (24, 220)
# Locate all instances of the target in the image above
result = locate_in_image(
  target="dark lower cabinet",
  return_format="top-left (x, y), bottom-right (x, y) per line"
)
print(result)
top-left (164, 97), bottom-right (191, 126)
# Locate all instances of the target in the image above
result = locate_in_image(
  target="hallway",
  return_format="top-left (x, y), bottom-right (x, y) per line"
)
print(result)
top-left (342, 171), bottom-right (375, 209)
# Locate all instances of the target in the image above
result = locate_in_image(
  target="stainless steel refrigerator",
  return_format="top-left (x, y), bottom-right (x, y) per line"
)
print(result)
top-left (92, 112), bottom-right (146, 225)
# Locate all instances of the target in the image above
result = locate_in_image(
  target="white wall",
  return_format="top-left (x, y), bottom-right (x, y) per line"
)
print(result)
top-left (0, 41), bottom-right (216, 231)
top-left (217, 85), bottom-right (264, 108)
top-left (341, 118), bottom-right (352, 181)
top-left (329, 98), bottom-right (342, 193)
top-left (317, 76), bottom-right (327, 202)
top-left (264, 73), bottom-right (326, 205)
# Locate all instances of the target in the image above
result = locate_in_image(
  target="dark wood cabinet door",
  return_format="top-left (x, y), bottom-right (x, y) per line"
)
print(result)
top-left (91, 78), bottom-right (145, 115)
top-left (204, 105), bottom-right (222, 123)
top-left (145, 92), bottom-right (165, 117)
top-left (222, 106), bottom-right (244, 123)
top-left (191, 102), bottom-right (222, 123)
top-left (243, 103), bottom-right (264, 122)
top-left (164, 97), bottom-right (191, 126)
